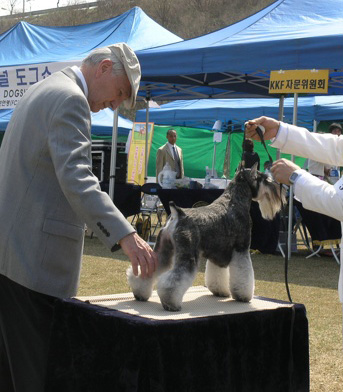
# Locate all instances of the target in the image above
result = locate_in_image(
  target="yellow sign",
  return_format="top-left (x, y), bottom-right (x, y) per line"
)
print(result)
top-left (269, 69), bottom-right (329, 94)
top-left (127, 122), bottom-right (154, 185)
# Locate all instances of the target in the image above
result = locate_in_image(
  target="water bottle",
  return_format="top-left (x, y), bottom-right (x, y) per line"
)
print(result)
top-left (329, 166), bottom-right (340, 184)
top-left (204, 166), bottom-right (211, 189)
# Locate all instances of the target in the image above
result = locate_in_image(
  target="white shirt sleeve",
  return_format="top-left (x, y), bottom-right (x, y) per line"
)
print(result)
top-left (271, 122), bottom-right (343, 167)
top-left (293, 169), bottom-right (343, 221)
top-left (271, 123), bottom-right (343, 302)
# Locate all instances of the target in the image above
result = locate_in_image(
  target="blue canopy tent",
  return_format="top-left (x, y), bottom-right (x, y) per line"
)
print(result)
top-left (136, 96), bottom-right (343, 130)
top-left (0, 7), bottom-right (182, 67)
top-left (0, 7), bottom-right (182, 194)
top-left (136, 97), bottom-right (315, 130)
top-left (91, 109), bottom-right (132, 138)
top-left (0, 108), bottom-right (133, 138)
top-left (136, 0), bottom-right (343, 100)
top-left (0, 109), bottom-right (12, 131)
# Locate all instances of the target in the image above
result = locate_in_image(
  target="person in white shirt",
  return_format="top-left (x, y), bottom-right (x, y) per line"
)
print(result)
top-left (307, 157), bottom-right (330, 181)
top-left (245, 116), bottom-right (343, 337)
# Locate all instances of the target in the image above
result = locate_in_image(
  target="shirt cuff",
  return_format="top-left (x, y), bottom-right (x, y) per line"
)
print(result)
top-left (270, 121), bottom-right (288, 149)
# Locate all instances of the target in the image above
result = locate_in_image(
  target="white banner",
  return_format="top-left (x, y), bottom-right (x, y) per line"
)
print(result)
top-left (0, 61), bottom-right (81, 109)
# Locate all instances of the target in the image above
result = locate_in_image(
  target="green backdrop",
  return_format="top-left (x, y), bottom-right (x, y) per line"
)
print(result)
top-left (90, 126), bottom-right (307, 181)
top-left (147, 125), bottom-right (229, 179)
top-left (229, 133), bottom-right (307, 179)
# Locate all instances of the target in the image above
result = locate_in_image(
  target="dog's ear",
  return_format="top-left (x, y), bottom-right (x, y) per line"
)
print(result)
top-left (237, 161), bottom-right (245, 171)
top-left (250, 162), bottom-right (259, 177)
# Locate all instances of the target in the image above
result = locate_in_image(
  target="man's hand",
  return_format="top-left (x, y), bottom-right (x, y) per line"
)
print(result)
top-left (119, 232), bottom-right (158, 278)
top-left (271, 158), bottom-right (300, 185)
top-left (245, 116), bottom-right (280, 141)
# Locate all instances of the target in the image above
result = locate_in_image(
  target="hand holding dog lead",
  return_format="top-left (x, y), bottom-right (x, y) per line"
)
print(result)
top-left (245, 116), bottom-right (280, 141)
top-left (271, 158), bottom-right (300, 185)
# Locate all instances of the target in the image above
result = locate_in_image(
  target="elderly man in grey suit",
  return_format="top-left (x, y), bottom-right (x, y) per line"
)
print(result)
top-left (156, 128), bottom-right (184, 181)
top-left (0, 43), bottom-right (158, 392)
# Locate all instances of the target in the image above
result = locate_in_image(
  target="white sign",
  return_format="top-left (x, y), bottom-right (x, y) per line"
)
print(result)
top-left (213, 132), bottom-right (222, 143)
top-left (0, 61), bottom-right (81, 108)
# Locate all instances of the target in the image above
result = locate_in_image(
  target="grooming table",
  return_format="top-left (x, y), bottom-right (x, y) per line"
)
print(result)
top-left (46, 286), bottom-right (309, 392)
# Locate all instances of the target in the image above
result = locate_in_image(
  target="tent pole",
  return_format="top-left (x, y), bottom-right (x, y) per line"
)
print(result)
top-left (277, 95), bottom-right (285, 160)
top-left (226, 131), bottom-right (231, 179)
top-left (211, 142), bottom-right (217, 178)
top-left (287, 92), bottom-right (298, 259)
top-left (145, 99), bottom-right (150, 184)
top-left (109, 108), bottom-right (119, 200)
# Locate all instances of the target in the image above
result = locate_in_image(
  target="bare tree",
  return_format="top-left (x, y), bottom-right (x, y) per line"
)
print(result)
top-left (0, 0), bottom-right (20, 14)
top-left (0, 0), bottom-right (276, 38)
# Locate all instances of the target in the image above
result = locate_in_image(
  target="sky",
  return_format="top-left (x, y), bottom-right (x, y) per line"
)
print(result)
top-left (0, 0), bottom-right (94, 16)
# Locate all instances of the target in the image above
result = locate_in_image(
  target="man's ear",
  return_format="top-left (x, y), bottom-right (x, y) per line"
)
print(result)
top-left (96, 59), bottom-right (112, 78)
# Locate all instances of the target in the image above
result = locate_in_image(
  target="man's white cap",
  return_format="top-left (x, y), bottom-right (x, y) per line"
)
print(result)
top-left (107, 43), bottom-right (141, 109)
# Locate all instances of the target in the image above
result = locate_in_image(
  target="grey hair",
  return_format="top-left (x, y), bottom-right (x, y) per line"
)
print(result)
top-left (82, 47), bottom-right (125, 76)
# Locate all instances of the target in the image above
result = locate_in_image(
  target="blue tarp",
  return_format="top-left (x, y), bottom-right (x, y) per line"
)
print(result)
top-left (0, 109), bottom-right (11, 130)
top-left (0, 108), bottom-right (133, 136)
top-left (0, 7), bottom-right (181, 136)
top-left (0, 7), bottom-right (182, 66)
top-left (137, 0), bottom-right (343, 99)
top-left (136, 96), bottom-right (343, 131)
top-left (91, 109), bottom-right (132, 137)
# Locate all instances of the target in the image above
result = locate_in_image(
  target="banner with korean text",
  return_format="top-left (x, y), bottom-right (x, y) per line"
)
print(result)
top-left (0, 61), bottom-right (79, 109)
top-left (269, 69), bottom-right (329, 94)
top-left (127, 122), bottom-right (154, 185)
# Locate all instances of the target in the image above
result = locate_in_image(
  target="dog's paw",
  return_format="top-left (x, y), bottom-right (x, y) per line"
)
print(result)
top-left (210, 290), bottom-right (231, 298)
top-left (231, 293), bottom-right (253, 303)
top-left (126, 267), bottom-right (154, 301)
top-left (161, 301), bottom-right (182, 312)
top-left (133, 293), bottom-right (149, 302)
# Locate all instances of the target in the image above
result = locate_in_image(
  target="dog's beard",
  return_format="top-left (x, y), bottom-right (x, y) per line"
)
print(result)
top-left (254, 181), bottom-right (284, 220)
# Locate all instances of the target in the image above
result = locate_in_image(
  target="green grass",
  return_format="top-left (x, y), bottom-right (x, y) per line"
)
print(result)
top-left (79, 236), bottom-right (343, 392)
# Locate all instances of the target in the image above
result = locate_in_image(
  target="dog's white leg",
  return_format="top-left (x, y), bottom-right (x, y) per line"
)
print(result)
top-left (157, 262), bottom-right (197, 312)
top-left (127, 228), bottom-right (174, 301)
top-left (205, 260), bottom-right (231, 297)
top-left (157, 240), bottom-right (199, 311)
top-left (228, 250), bottom-right (254, 302)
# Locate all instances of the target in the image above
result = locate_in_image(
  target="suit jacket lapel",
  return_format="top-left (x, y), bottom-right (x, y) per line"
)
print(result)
top-left (164, 144), bottom-right (173, 159)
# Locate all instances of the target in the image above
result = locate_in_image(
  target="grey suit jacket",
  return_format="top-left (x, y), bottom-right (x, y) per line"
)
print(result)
top-left (156, 143), bottom-right (184, 181)
top-left (0, 68), bottom-right (134, 298)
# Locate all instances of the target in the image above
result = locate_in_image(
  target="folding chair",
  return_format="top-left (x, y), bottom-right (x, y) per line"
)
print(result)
top-left (277, 202), bottom-right (306, 257)
top-left (139, 183), bottom-right (164, 245)
top-left (294, 199), bottom-right (341, 264)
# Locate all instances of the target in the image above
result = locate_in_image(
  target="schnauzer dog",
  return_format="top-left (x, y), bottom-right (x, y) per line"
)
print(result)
top-left (127, 163), bottom-right (285, 311)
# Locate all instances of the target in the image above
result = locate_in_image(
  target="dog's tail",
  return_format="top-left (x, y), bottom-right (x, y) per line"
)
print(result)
top-left (169, 201), bottom-right (186, 219)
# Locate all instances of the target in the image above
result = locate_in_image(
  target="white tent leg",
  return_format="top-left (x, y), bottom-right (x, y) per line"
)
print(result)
top-left (109, 108), bottom-right (119, 200)
top-left (276, 95), bottom-right (284, 160)
top-left (145, 99), bottom-right (150, 184)
top-left (287, 93), bottom-right (298, 260)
